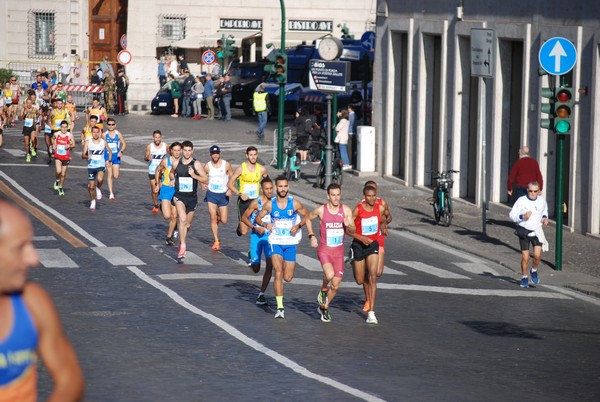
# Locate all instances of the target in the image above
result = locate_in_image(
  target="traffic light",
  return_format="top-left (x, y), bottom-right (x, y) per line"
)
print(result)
top-left (540, 87), bottom-right (555, 131)
top-left (216, 35), bottom-right (225, 59)
top-left (274, 52), bottom-right (287, 83)
top-left (554, 87), bottom-right (573, 134)
top-left (338, 23), bottom-right (354, 40)
top-left (264, 51), bottom-right (277, 76)
top-left (223, 37), bottom-right (237, 58)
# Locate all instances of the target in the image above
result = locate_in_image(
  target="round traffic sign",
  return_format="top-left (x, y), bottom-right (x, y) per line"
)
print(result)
top-left (117, 50), bottom-right (132, 65)
top-left (202, 50), bottom-right (217, 65)
top-left (120, 34), bottom-right (127, 49)
top-left (538, 37), bottom-right (577, 76)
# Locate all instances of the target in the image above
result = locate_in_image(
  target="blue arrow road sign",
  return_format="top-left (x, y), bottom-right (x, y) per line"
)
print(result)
top-left (539, 37), bottom-right (577, 75)
top-left (361, 31), bottom-right (376, 51)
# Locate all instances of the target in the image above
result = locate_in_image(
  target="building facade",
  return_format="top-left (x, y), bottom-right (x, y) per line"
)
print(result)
top-left (373, 0), bottom-right (600, 236)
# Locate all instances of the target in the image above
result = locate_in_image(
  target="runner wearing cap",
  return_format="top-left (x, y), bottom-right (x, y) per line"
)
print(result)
top-left (203, 145), bottom-right (233, 250)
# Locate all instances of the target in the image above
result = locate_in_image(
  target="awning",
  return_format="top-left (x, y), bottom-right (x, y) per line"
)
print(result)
top-left (216, 30), bottom-right (262, 46)
top-left (272, 32), bottom-right (328, 46)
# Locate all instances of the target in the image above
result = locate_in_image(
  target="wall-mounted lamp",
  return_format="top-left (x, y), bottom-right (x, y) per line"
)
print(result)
top-left (457, 1), bottom-right (464, 21)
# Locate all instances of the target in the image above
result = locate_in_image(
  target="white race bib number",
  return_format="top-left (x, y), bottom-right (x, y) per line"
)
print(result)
top-left (178, 177), bottom-right (193, 192)
top-left (361, 216), bottom-right (378, 236)
top-left (243, 183), bottom-right (258, 199)
top-left (24, 118), bottom-right (34, 127)
top-left (326, 228), bottom-right (344, 247)
top-left (56, 144), bottom-right (67, 156)
top-left (274, 219), bottom-right (293, 237)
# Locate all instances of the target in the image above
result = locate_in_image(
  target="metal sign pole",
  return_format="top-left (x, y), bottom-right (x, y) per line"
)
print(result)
top-left (481, 76), bottom-right (487, 235)
top-left (325, 94), bottom-right (333, 187)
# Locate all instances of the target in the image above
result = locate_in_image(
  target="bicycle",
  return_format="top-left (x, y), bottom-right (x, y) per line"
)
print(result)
top-left (314, 143), bottom-right (343, 189)
top-left (281, 131), bottom-right (302, 181)
top-left (431, 170), bottom-right (459, 227)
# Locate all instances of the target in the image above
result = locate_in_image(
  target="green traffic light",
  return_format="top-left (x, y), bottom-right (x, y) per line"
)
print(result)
top-left (555, 120), bottom-right (570, 134)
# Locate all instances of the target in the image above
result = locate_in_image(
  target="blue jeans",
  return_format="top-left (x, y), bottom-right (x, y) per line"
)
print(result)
top-left (338, 143), bottom-right (350, 166)
top-left (222, 95), bottom-right (232, 120)
top-left (182, 95), bottom-right (192, 117)
top-left (257, 111), bottom-right (268, 137)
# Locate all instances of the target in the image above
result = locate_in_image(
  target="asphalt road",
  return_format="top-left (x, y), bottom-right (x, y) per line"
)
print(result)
top-left (1, 113), bottom-right (599, 401)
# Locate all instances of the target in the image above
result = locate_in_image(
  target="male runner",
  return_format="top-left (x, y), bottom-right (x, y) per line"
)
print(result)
top-left (171, 140), bottom-right (208, 259)
top-left (203, 145), bottom-right (233, 251)
top-left (255, 176), bottom-right (308, 319)
top-left (348, 185), bottom-right (386, 324)
top-left (228, 146), bottom-right (269, 236)
top-left (86, 97), bottom-right (107, 130)
top-left (360, 180), bottom-right (392, 312)
top-left (82, 125), bottom-right (112, 210)
top-left (49, 98), bottom-right (74, 136)
top-left (154, 142), bottom-right (182, 246)
top-left (51, 120), bottom-right (75, 196)
top-left (103, 118), bottom-right (127, 200)
top-left (20, 98), bottom-right (40, 162)
top-left (144, 130), bottom-right (167, 212)
top-left (80, 115), bottom-right (98, 146)
top-left (305, 183), bottom-right (355, 323)
top-left (0, 198), bottom-right (85, 401)
top-left (241, 177), bottom-right (275, 305)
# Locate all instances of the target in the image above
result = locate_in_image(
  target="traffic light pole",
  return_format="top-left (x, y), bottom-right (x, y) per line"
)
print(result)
top-left (554, 74), bottom-right (564, 271)
top-left (325, 94), bottom-right (333, 187)
top-left (276, 0), bottom-right (286, 169)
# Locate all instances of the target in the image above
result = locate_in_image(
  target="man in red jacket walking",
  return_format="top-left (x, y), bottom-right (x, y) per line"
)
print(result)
top-left (507, 145), bottom-right (543, 201)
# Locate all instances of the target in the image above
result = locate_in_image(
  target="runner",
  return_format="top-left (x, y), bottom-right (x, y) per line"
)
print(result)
top-left (255, 175), bottom-right (308, 319)
top-left (171, 140), bottom-right (208, 259)
top-left (41, 104), bottom-right (54, 164)
top-left (80, 115), bottom-right (98, 146)
top-left (65, 93), bottom-right (79, 133)
top-left (103, 118), bottom-right (127, 200)
top-left (203, 145), bottom-right (233, 250)
top-left (347, 185), bottom-right (387, 324)
top-left (20, 98), bottom-right (40, 162)
top-left (241, 177), bottom-right (275, 305)
top-left (228, 146), bottom-right (269, 236)
top-left (154, 142), bottom-right (182, 246)
top-left (51, 120), bottom-right (76, 196)
top-left (82, 125), bottom-right (112, 210)
top-left (305, 183), bottom-right (355, 323)
top-left (360, 180), bottom-right (392, 312)
top-left (49, 98), bottom-right (74, 136)
top-left (144, 130), bottom-right (167, 212)
top-left (86, 97), bottom-right (107, 130)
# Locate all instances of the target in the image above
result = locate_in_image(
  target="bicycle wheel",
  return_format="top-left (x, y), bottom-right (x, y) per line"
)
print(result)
top-left (316, 163), bottom-right (325, 189)
top-left (333, 164), bottom-right (343, 186)
top-left (441, 194), bottom-right (452, 227)
top-left (433, 191), bottom-right (441, 222)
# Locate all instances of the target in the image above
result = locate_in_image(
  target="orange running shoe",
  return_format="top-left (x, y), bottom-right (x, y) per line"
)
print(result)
top-left (178, 243), bottom-right (186, 259)
top-left (152, 206), bottom-right (159, 213)
top-left (211, 240), bottom-right (221, 251)
top-left (362, 300), bottom-right (370, 312)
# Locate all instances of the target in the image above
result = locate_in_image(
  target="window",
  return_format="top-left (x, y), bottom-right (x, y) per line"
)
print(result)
top-left (159, 15), bottom-right (186, 41)
top-left (29, 11), bottom-right (56, 59)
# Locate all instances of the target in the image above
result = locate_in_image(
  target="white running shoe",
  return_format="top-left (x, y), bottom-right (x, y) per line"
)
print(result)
top-left (109, 193), bottom-right (115, 200)
top-left (90, 200), bottom-right (96, 210)
top-left (366, 311), bottom-right (378, 325)
top-left (96, 188), bottom-right (102, 200)
top-left (274, 308), bottom-right (285, 319)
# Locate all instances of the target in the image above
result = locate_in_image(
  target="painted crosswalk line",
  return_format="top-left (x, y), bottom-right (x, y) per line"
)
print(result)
top-left (152, 245), bottom-right (212, 265)
top-left (453, 262), bottom-right (499, 276)
top-left (92, 246), bottom-right (145, 266)
top-left (37, 248), bottom-right (78, 268)
top-left (392, 260), bottom-right (470, 279)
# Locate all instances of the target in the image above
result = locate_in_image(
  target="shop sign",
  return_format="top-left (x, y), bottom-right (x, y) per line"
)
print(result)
top-left (220, 19), bottom-right (263, 30)
top-left (288, 20), bottom-right (332, 32)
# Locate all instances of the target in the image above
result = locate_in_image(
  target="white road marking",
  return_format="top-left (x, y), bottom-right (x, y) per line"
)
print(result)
top-left (92, 246), bottom-right (145, 266)
top-left (453, 262), bottom-right (499, 276)
top-left (37, 248), bottom-right (78, 268)
top-left (383, 266), bottom-right (406, 276)
top-left (152, 245), bottom-right (212, 265)
top-left (128, 266), bottom-right (385, 402)
top-left (1, 148), bottom-right (25, 157)
top-left (295, 253), bottom-right (324, 272)
top-left (33, 236), bottom-right (57, 241)
top-left (119, 155), bottom-right (147, 166)
top-left (393, 260), bottom-right (470, 279)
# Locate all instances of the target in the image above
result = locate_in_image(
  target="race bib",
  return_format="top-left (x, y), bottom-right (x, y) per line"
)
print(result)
top-left (178, 177), bottom-right (193, 192)
top-left (108, 142), bottom-right (118, 152)
top-left (326, 228), bottom-right (344, 247)
top-left (361, 216), bottom-right (378, 236)
top-left (274, 219), bottom-right (293, 237)
top-left (24, 118), bottom-right (34, 128)
top-left (56, 144), bottom-right (67, 156)
top-left (54, 120), bottom-right (62, 129)
top-left (243, 183), bottom-right (258, 199)
top-left (208, 176), bottom-right (226, 193)
top-left (148, 159), bottom-right (161, 174)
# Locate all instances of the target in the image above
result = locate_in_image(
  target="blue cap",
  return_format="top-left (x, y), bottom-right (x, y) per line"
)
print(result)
top-left (209, 145), bottom-right (220, 154)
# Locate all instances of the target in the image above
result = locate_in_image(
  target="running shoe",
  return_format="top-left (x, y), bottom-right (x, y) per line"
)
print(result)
top-left (530, 269), bottom-right (539, 284)
top-left (96, 188), bottom-right (103, 200)
top-left (318, 307), bottom-right (332, 323)
top-left (90, 200), bottom-right (96, 210)
top-left (25, 154), bottom-right (31, 162)
top-left (58, 187), bottom-right (65, 196)
top-left (109, 193), bottom-right (115, 200)
top-left (256, 294), bottom-right (267, 305)
top-left (173, 230), bottom-right (179, 239)
top-left (152, 205), bottom-right (159, 213)
top-left (30, 148), bottom-right (37, 157)
top-left (274, 308), bottom-right (285, 319)
top-left (236, 225), bottom-right (243, 236)
top-left (362, 300), bottom-right (370, 312)
top-left (317, 289), bottom-right (329, 306)
top-left (520, 277), bottom-right (529, 288)
top-left (165, 237), bottom-right (175, 246)
top-left (211, 240), bottom-right (221, 251)
top-left (178, 243), bottom-right (186, 259)
top-left (366, 311), bottom-right (378, 325)
top-left (53, 180), bottom-right (60, 190)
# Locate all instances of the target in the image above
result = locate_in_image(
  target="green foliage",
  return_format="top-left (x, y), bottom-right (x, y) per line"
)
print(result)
top-left (0, 68), bottom-right (14, 85)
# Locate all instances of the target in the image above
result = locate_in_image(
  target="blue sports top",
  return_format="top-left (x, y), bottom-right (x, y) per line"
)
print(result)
top-left (0, 294), bottom-right (39, 386)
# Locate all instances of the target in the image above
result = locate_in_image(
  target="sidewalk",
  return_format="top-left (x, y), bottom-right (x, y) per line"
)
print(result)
top-left (273, 160), bottom-right (600, 299)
